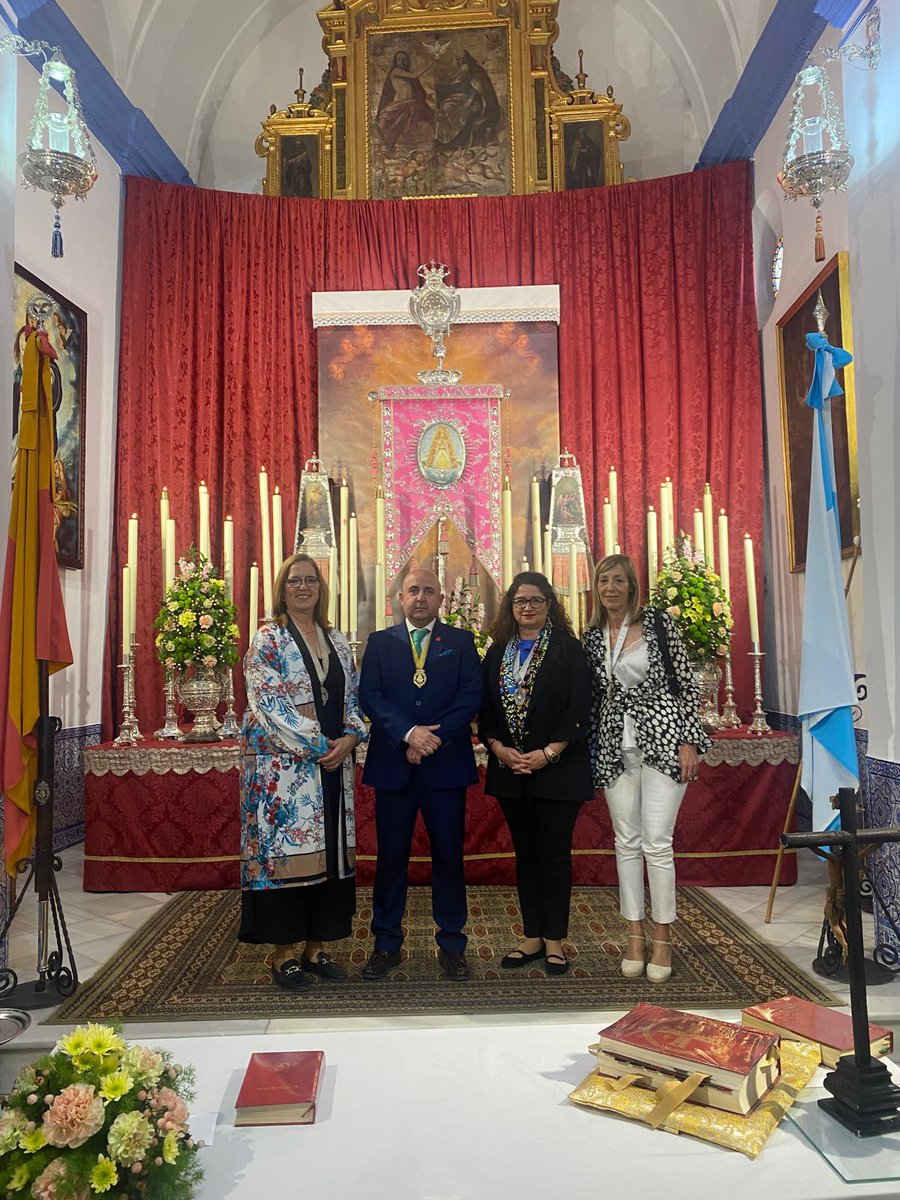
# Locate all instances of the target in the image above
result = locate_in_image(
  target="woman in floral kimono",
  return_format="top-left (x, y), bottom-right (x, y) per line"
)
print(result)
top-left (238, 552), bottom-right (367, 991)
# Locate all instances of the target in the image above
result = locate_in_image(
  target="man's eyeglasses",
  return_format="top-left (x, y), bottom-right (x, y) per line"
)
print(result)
top-left (286, 576), bottom-right (320, 588)
top-left (512, 596), bottom-right (548, 610)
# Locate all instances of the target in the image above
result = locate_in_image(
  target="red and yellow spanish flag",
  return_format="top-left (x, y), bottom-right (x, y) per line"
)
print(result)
top-left (0, 326), bottom-right (73, 875)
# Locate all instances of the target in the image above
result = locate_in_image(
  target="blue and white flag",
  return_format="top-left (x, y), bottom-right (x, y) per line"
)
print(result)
top-left (798, 331), bottom-right (858, 832)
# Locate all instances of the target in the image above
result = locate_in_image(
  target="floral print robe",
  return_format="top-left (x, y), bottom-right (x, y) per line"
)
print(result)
top-left (240, 622), bottom-right (367, 890)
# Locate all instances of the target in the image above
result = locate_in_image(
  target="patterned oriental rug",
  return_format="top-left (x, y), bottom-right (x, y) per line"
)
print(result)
top-left (47, 886), bottom-right (836, 1024)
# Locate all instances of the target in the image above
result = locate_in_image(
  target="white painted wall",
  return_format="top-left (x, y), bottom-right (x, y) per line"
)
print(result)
top-left (14, 61), bottom-right (123, 730)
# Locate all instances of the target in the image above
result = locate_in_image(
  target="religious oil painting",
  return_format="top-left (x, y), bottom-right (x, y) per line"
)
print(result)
top-left (563, 120), bottom-right (605, 190)
top-left (12, 264), bottom-right (87, 570)
top-left (280, 134), bottom-right (320, 198)
top-left (367, 25), bottom-right (510, 199)
top-left (777, 251), bottom-right (858, 573)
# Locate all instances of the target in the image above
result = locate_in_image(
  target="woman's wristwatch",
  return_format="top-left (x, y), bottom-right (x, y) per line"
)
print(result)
top-left (543, 745), bottom-right (561, 764)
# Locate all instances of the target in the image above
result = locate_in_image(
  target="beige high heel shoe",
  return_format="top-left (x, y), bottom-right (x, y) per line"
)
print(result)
top-left (646, 938), bottom-right (672, 983)
top-left (621, 934), bottom-right (647, 979)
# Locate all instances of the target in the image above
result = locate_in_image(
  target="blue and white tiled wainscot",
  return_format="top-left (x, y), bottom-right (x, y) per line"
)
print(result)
top-left (864, 752), bottom-right (900, 963)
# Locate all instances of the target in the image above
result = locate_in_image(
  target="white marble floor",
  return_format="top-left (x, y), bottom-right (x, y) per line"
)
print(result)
top-left (3, 845), bottom-right (899, 1051)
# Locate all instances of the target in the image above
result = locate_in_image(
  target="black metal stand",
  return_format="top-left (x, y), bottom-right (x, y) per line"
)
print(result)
top-left (783, 788), bottom-right (900, 1137)
top-left (812, 915), bottom-right (894, 985)
top-left (0, 663), bottom-right (78, 1009)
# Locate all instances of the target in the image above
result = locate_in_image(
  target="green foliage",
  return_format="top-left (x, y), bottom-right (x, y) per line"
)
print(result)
top-left (650, 538), bottom-right (733, 662)
top-left (155, 549), bottom-right (239, 672)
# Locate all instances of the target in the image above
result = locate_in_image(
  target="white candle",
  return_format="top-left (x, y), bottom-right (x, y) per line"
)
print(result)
top-left (703, 484), bottom-right (715, 570)
top-left (744, 533), bottom-right (760, 643)
top-left (608, 466), bottom-right (618, 544)
top-left (198, 481), bottom-right (210, 562)
top-left (613, 542), bottom-right (621, 555)
top-left (522, 556), bottom-right (530, 573)
top-left (160, 487), bottom-right (169, 600)
top-left (375, 561), bottom-right (386, 631)
top-left (647, 506), bottom-right (658, 592)
top-left (543, 524), bottom-right (552, 585)
top-left (272, 486), bottom-right (283, 577)
top-left (339, 480), bottom-right (349, 632)
top-left (328, 544), bottom-right (338, 628)
top-left (693, 510), bottom-right (704, 559)
top-left (602, 498), bottom-right (614, 556)
top-left (718, 509), bottom-right (730, 598)
top-left (248, 562), bottom-right (259, 642)
top-left (659, 483), bottom-right (671, 556)
top-left (164, 518), bottom-right (176, 593)
top-left (569, 540), bottom-right (580, 636)
top-left (531, 476), bottom-right (542, 576)
top-left (665, 477), bottom-right (675, 547)
top-left (127, 513), bottom-right (138, 640)
top-left (259, 468), bottom-right (273, 617)
top-left (349, 512), bottom-right (358, 637)
top-left (223, 515), bottom-right (234, 602)
top-left (502, 477), bottom-right (513, 591)
top-left (121, 564), bottom-right (131, 660)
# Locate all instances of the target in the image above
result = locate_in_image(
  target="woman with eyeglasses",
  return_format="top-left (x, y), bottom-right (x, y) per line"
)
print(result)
top-left (478, 572), bottom-right (593, 976)
top-left (238, 552), bottom-right (367, 991)
top-left (583, 554), bottom-right (709, 983)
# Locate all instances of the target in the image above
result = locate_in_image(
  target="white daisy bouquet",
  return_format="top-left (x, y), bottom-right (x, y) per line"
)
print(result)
top-left (154, 551), bottom-right (239, 672)
top-left (0, 1023), bottom-right (203, 1198)
top-left (441, 575), bottom-right (491, 658)
top-left (650, 538), bottom-right (733, 662)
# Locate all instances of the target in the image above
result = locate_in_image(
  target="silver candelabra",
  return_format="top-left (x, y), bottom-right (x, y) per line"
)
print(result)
top-left (114, 641), bottom-right (145, 744)
top-left (155, 668), bottom-right (183, 739)
top-left (720, 650), bottom-right (741, 728)
top-left (748, 643), bottom-right (772, 735)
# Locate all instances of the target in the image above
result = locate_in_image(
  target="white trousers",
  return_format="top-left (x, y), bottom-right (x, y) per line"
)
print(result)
top-left (603, 753), bottom-right (686, 924)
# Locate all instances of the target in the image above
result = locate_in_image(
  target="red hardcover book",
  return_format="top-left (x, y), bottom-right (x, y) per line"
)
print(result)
top-left (234, 1051), bottom-right (325, 1126)
top-left (742, 995), bottom-right (893, 1068)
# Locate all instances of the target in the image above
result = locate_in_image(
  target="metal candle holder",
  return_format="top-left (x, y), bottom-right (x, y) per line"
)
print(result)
top-left (155, 668), bottom-right (183, 740)
top-left (720, 650), bottom-right (741, 728)
top-left (748, 642), bottom-right (771, 735)
top-left (114, 643), bottom-right (145, 744)
top-left (220, 669), bottom-right (240, 738)
top-left (349, 637), bottom-right (361, 672)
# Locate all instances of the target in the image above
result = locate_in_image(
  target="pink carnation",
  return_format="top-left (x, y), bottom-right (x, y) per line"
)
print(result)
top-left (202, 654), bottom-right (217, 668)
top-left (42, 1083), bottom-right (105, 1148)
top-left (712, 601), bottom-right (724, 617)
top-left (31, 1157), bottom-right (90, 1200)
top-left (198, 614), bottom-right (213, 629)
top-left (153, 1087), bottom-right (190, 1133)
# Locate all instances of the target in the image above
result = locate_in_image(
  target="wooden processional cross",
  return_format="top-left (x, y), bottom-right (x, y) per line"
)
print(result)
top-left (783, 788), bottom-right (900, 1136)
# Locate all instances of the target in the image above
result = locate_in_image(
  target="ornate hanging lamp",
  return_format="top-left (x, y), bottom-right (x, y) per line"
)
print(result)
top-left (0, 36), bottom-right (98, 257)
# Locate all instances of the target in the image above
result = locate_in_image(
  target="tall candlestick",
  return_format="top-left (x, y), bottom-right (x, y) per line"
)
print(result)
top-left (198, 481), bottom-right (210, 562)
top-left (543, 524), bottom-right (552, 586)
top-left (223, 515), bottom-right (234, 602)
top-left (703, 484), bottom-right (715, 570)
top-left (659, 483), bottom-right (671, 557)
top-left (718, 509), bottom-right (730, 598)
top-left (271, 486), bottom-right (284, 577)
top-left (258, 467), bottom-right (273, 617)
top-left (375, 561), bottom-right (386, 631)
top-left (349, 512), bottom-right (359, 636)
top-left (613, 542), bottom-right (621, 555)
top-left (602, 498), bottom-right (614, 556)
top-left (531, 476), bottom-right (542, 576)
top-left (501, 476), bottom-right (513, 591)
top-left (160, 487), bottom-right (169, 600)
top-left (328, 544), bottom-right (338, 628)
top-left (339, 479), bottom-right (350, 631)
top-left (127, 513), bottom-right (138, 638)
top-left (665, 477), bottom-right (675, 547)
top-left (693, 509), bottom-right (704, 560)
top-left (121, 565), bottom-right (131, 660)
top-left (647, 506), bottom-right (659, 592)
top-left (522, 556), bottom-right (530, 573)
top-left (248, 562), bottom-right (259, 643)
top-left (744, 533), bottom-right (760, 643)
top-left (608, 466), bottom-right (618, 544)
top-left (375, 486), bottom-right (387, 632)
top-left (569, 540), bottom-right (580, 636)
top-left (164, 518), bottom-right (176, 593)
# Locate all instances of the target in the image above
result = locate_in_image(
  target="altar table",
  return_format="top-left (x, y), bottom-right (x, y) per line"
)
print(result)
top-left (82, 730), bottom-right (798, 893)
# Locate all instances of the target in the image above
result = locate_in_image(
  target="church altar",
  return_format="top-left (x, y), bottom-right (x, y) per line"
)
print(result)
top-left (81, 730), bottom-right (798, 893)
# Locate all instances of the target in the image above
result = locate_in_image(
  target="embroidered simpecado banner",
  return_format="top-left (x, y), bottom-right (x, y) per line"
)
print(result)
top-left (376, 384), bottom-right (504, 586)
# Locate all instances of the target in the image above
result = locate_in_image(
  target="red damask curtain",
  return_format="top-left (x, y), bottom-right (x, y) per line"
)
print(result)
top-left (106, 161), bottom-right (762, 735)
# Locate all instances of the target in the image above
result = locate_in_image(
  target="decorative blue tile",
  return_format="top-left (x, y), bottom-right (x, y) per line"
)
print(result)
top-left (864, 755), bottom-right (900, 957)
top-left (53, 724), bottom-right (100, 851)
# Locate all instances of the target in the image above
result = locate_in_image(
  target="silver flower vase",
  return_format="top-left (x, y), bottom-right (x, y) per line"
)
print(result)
top-left (692, 660), bottom-right (723, 732)
top-left (176, 665), bottom-right (225, 743)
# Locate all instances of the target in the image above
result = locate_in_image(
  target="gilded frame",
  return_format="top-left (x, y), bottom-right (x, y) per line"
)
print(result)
top-left (550, 105), bottom-right (627, 190)
top-left (776, 251), bottom-right (859, 573)
top-left (255, 107), bottom-right (332, 198)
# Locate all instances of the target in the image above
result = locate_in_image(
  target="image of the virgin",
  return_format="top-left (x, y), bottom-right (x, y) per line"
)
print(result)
top-left (301, 480), bottom-right (330, 531)
top-left (375, 50), bottom-right (434, 153)
top-left (417, 422), bottom-right (465, 488)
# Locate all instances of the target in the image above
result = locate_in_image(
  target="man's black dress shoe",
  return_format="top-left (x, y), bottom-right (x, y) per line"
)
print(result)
top-left (301, 952), bottom-right (347, 982)
top-left (438, 950), bottom-right (471, 981)
top-left (362, 949), bottom-right (402, 981)
top-left (271, 958), bottom-right (312, 991)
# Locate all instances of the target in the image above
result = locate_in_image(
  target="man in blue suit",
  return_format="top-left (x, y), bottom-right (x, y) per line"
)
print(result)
top-left (359, 566), bottom-right (482, 981)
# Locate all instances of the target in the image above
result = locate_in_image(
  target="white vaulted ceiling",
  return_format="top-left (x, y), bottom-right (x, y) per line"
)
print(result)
top-left (56, 0), bottom-right (778, 190)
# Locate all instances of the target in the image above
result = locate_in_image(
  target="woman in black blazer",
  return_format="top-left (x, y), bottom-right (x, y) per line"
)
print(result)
top-left (478, 572), bottom-right (593, 976)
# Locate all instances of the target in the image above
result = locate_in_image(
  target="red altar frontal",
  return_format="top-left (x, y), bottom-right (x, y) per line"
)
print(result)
top-left (82, 731), bottom-right (799, 893)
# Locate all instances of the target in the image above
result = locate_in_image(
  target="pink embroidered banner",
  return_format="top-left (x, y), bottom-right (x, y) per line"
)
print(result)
top-left (377, 384), bottom-right (504, 586)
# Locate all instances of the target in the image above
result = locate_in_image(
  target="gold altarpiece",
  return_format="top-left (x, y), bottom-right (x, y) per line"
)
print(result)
top-left (255, 0), bottom-right (630, 200)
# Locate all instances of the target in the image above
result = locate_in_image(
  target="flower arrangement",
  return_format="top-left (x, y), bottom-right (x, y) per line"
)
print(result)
top-left (650, 538), bottom-right (733, 662)
top-left (0, 1024), bottom-right (203, 1199)
top-left (154, 551), bottom-right (239, 673)
top-left (441, 576), bottom-right (491, 658)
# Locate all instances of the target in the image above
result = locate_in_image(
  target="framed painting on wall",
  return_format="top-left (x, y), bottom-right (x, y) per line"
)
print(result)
top-left (776, 251), bottom-right (858, 573)
top-left (12, 264), bottom-right (87, 570)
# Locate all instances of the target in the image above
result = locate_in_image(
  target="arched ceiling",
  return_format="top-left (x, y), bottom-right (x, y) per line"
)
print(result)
top-left (56, 0), bottom-right (778, 189)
